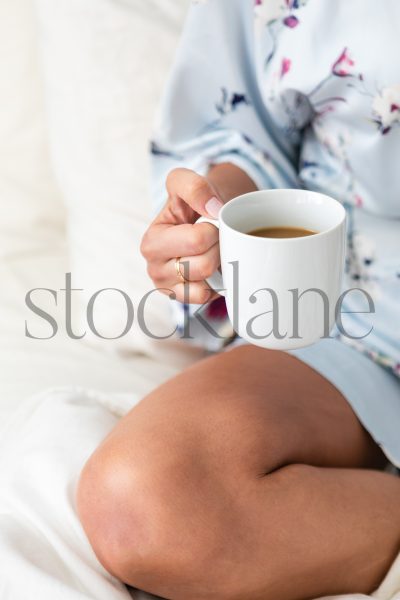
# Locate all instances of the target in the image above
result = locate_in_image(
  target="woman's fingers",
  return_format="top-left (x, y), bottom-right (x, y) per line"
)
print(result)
top-left (166, 168), bottom-right (223, 218)
top-left (152, 281), bottom-right (217, 304)
top-left (141, 222), bottom-right (219, 262)
top-left (146, 243), bottom-right (220, 286)
top-left (141, 169), bottom-right (225, 304)
top-left (173, 242), bottom-right (220, 283)
top-left (170, 282), bottom-right (219, 305)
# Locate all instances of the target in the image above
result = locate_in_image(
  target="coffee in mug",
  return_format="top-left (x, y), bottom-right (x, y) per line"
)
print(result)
top-left (247, 226), bottom-right (317, 238)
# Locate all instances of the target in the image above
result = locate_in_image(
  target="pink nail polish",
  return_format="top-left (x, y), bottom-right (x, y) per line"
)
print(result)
top-left (205, 196), bottom-right (223, 218)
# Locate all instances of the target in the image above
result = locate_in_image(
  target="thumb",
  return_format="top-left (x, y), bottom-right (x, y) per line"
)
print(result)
top-left (166, 168), bottom-right (224, 218)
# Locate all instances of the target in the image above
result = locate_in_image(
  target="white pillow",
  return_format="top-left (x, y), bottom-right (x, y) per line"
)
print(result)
top-left (0, 0), bottom-right (65, 258)
top-left (34, 0), bottom-right (190, 353)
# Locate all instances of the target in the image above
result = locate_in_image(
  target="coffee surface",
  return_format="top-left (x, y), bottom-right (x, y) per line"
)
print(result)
top-left (247, 226), bottom-right (317, 238)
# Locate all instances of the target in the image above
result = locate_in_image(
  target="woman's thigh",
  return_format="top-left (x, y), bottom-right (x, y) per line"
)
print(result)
top-left (107, 345), bottom-right (384, 476)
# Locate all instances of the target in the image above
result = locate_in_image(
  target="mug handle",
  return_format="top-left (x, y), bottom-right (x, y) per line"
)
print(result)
top-left (196, 216), bottom-right (226, 297)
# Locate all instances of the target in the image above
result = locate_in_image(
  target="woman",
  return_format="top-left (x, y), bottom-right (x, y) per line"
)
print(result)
top-left (77, 1), bottom-right (400, 598)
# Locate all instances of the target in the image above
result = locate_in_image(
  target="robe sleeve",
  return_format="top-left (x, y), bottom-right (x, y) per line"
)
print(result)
top-left (150, 0), bottom-right (300, 212)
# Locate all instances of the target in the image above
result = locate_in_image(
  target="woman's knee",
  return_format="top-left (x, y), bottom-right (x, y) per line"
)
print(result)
top-left (76, 433), bottom-right (314, 600)
top-left (76, 436), bottom-right (224, 593)
top-left (76, 445), bottom-right (150, 583)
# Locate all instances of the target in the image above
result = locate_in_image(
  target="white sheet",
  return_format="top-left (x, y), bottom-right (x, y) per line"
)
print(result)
top-left (1, 386), bottom-right (400, 600)
top-left (0, 246), bottom-right (201, 423)
top-left (0, 387), bottom-right (135, 600)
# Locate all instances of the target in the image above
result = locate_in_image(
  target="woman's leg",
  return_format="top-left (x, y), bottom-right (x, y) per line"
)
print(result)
top-left (77, 346), bottom-right (400, 600)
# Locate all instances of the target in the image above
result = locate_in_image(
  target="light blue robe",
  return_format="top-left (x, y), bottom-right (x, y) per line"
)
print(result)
top-left (150, 0), bottom-right (400, 377)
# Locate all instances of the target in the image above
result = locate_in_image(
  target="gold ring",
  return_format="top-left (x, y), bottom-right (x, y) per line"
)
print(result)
top-left (175, 257), bottom-right (187, 283)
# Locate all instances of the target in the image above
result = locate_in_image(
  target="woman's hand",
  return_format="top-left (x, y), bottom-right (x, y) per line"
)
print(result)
top-left (141, 163), bottom-right (258, 304)
top-left (140, 167), bottom-right (223, 304)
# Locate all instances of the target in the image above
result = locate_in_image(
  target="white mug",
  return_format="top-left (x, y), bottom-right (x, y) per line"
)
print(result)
top-left (197, 189), bottom-right (346, 350)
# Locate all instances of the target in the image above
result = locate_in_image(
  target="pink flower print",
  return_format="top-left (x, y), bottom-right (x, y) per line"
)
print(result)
top-left (254, 0), bottom-right (308, 30)
top-left (372, 84), bottom-right (400, 135)
top-left (354, 194), bottom-right (363, 208)
top-left (283, 15), bottom-right (299, 27)
top-left (255, 0), bottom-right (308, 64)
top-left (332, 47), bottom-right (355, 77)
top-left (317, 105), bottom-right (335, 116)
top-left (280, 57), bottom-right (291, 78)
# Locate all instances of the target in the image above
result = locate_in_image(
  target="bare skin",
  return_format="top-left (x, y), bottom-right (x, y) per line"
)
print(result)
top-left (77, 346), bottom-right (400, 600)
top-left (77, 164), bottom-right (400, 598)
top-left (139, 163), bottom-right (257, 304)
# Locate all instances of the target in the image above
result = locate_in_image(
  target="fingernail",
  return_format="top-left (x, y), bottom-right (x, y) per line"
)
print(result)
top-left (205, 196), bottom-right (223, 218)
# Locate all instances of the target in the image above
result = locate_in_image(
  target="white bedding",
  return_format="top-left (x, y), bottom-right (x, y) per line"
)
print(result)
top-left (0, 245), bottom-right (200, 422)
top-left (0, 387), bottom-right (143, 600)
